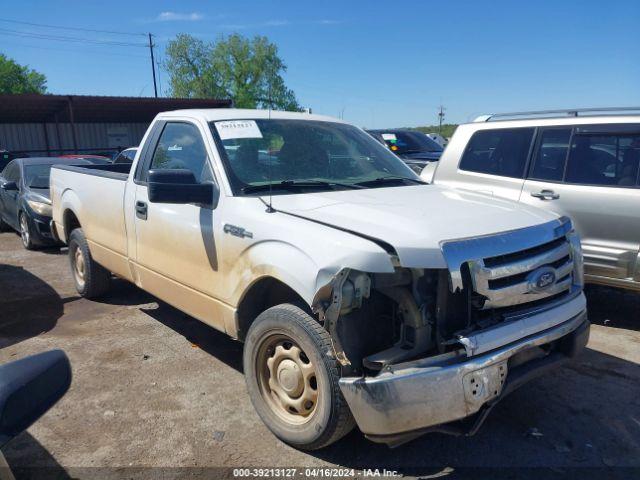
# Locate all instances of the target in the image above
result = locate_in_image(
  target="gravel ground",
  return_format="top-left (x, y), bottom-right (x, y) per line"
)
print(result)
top-left (0, 231), bottom-right (639, 479)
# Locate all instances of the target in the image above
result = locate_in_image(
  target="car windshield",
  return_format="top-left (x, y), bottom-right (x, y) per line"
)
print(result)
top-left (378, 131), bottom-right (443, 154)
top-left (24, 164), bottom-right (52, 189)
top-left (211, 119), bottom-right (422, 195)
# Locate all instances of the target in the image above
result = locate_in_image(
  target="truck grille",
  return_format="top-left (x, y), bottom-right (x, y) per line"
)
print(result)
top-left (469, 237), bottom-right (574, 309)
top-left (441, 217), bottom-right (580, 312)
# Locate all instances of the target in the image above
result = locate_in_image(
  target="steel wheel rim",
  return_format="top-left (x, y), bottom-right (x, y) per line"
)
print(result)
top-left (20, 214), bottom-right (29, 247)
top-left (256, 334), bottom-right (319, 425)
top-left (73, 245), bottom-right (86, 288)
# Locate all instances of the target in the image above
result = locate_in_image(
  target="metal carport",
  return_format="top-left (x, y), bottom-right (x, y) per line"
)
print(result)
top-left (0, 94), bottom-right (232, 157)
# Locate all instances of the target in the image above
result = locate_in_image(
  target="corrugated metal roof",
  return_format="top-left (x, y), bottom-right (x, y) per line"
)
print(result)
top-left (0, 122), bottom-right (149, 153)
top-left (0, 94), bottom-right (233, 123)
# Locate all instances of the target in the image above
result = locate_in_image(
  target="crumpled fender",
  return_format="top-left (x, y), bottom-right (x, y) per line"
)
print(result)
top-left (226, 237), bottom-right (395, 307)
top-left (220, 197), bottom-right (397, 308)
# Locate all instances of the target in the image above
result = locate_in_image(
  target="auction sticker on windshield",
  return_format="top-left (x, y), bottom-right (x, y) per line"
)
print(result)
top-left (216, 120), bottom-right (264, 140)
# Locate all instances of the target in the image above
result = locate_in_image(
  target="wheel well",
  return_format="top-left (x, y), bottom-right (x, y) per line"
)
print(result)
top-left (236, 277), bottom-right (310, 341)
top-left (63, 209), bottom-right (81, 240)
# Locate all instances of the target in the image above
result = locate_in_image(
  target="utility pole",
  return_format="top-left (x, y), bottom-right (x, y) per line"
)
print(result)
top-left (438, 105), bottom-right (446, 134)
top-left (148, 33), bottom-right (158, 98)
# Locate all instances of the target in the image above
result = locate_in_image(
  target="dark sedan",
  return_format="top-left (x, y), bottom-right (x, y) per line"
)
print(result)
top-left (367, 129), bottom-right (443, 173)
top-left (0, 157), bottom-right (93, 249)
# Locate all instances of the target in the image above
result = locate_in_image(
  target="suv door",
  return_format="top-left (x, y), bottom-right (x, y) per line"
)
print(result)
top-left (451, 127), bottom-right (535, 201)
top-left (132, 121), bottom-right (227, 331)
top-left (520, 125), bottom-right (640, 287)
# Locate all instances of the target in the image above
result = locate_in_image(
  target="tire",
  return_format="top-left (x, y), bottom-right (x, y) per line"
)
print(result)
top-left (243, 304), bottom-right (355, 450)
top-left (19, 212), bottom-right (36, 250)
top-left (68, 228), bottom-right (111, 298)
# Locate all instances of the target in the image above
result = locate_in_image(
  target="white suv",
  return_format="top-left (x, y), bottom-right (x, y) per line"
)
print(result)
top-left (424, 108), bottom-right (640, 292)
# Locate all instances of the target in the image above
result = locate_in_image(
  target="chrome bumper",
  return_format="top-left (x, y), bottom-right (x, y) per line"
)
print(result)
top-left (339, 300), bottom-right (589, 443)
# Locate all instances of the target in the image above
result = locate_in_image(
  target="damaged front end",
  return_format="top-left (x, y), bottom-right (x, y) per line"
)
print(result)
top-left (312, 266), bottom-right (436, 373)
top-left (311, 218), bottom-right (590, 446)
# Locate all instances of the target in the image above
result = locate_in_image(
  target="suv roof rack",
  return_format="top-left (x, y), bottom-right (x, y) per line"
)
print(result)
top-left (474, 107), bottom-right (640, 122)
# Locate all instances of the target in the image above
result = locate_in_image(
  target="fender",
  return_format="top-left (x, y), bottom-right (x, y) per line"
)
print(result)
top-left (57, 187), bottom-right (83, 243)
top-left (227, 239), bottom-right (324, 307)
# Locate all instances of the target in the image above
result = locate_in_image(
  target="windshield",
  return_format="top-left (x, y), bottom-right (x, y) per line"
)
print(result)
top-left (211, 119), bottom-right (421, 195)
top-left (378, 131), bottom-right (443, 154)
top-left (24, 164), bottom-right (52, 189)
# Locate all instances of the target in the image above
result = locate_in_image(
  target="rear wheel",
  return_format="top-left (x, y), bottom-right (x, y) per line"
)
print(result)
top-left (19, 212), bottom-right (35, 250)
top-left (68, 228), bottom-right (111, 298)
top-left (243, 304), bottom-right (355, 450)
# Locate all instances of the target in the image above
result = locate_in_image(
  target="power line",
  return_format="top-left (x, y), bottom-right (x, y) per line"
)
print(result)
top-left (0, 27), bottom-right (147, 47)
top-left (0, 19), bottom-right (158, 98)
top-left (0, 39), bottom-right (149, 58)
top-left (0, 17), bottom-right (146, 37)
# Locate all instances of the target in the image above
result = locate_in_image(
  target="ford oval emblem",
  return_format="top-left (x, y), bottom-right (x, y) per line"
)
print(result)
top-left (527, 266), bottom-right (557, 293)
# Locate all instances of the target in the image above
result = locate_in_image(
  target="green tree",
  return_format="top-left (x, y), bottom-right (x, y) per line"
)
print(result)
top-left (0, 53), bottom-right (47, 94)
top-left (414, 124), bottom-right (458, 139)
top-left (164, 33), bottom-right (300, 111)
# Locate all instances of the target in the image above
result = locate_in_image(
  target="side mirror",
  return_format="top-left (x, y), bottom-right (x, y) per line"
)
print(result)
top-left (0, 181), bottom-right (17, 191)
top-left (419, 161), bottom-right (438, 183)
top-left (0, 350), bottom-right (71, 448)
top-left (148, 169), bottom-right (218, 208)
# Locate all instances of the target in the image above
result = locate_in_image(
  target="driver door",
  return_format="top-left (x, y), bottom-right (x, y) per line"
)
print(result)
top-left (0, 161), bottom-right (21, 229)
top-left (131, 121), bottom-right (228, 332)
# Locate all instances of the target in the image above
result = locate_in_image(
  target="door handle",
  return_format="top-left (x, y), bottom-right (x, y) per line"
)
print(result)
top-left (530, 189), bottom-right (560, 200)
top-left (135, 201), bottom-right (148, 220)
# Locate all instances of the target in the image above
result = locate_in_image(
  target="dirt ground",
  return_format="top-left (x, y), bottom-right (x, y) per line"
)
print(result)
top-left (1, 231), bottom-right (639, 478)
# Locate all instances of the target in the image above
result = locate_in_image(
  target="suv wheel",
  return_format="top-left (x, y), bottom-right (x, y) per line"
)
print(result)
top-left (68, 228), bottom-right (111, 298)
top-left (243, 304), bottom-right (355, 450)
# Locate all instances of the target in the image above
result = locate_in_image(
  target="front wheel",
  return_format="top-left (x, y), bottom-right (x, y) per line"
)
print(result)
top-left (19, 212), bottom-right (35, 250)
top-left (68, 228), bottom-right (111, 298)
top-left (243, 304), bottom-right (355, 450)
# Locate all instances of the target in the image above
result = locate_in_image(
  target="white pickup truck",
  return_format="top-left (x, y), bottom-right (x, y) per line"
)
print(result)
top-left (50, 109), bottom-right (589, 449)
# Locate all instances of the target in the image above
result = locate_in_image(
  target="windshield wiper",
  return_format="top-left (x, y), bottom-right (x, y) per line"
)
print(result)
top-left (242, 179), bottom-right (365, 194)
top-left (354, 176), bottom-right (427, 187)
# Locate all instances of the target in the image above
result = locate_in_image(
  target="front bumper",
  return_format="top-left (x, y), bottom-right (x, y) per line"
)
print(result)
top-left (27, 214), bottom-right (57, 245)
top-left (339, 302), bottom-right (589, 445)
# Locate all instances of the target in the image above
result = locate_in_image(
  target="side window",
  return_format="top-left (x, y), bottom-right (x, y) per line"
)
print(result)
top-left (1, 161), bottom-right (12, 179)
top-left (149, 123), bottom-right (210, 182)
top-left (113, 153), bottom-right (131, 164)
top-left (565, 134), bottom-right (640, 187)
top-left (2, 161), bottom-right (19, 182)
top-left (530, 128), bottom-right (571, 181)
top-left (459, 128), bottom-right (534, 178)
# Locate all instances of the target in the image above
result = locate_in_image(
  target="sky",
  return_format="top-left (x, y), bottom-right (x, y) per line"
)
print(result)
top-left (1, 0), bottom-right (639, 128)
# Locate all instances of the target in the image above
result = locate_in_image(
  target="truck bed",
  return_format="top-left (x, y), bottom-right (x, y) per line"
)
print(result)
top-left (52, 162), bottom-right (132, 181)
top-left (50, 162), bottom-right (132, 279)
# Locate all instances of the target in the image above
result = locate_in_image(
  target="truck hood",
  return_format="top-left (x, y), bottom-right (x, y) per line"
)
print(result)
top-left (268, 184), bottom-right (559, 268)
